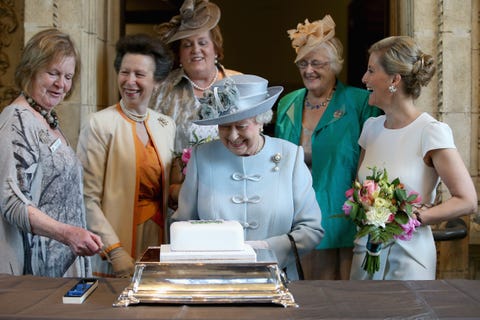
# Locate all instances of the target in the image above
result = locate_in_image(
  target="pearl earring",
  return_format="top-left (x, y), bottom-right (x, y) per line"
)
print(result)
top-left (388, 85), bottom-right (397, 93)
top-left (214, 55), bottom-right (218, 64)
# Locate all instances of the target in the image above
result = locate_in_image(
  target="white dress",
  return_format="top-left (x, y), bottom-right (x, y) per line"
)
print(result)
top-left (350, 113), bottom-right (455, 280)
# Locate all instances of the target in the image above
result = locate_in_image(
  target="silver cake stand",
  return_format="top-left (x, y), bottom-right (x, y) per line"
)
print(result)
top-left (113, 247), bottom-right (298, 308)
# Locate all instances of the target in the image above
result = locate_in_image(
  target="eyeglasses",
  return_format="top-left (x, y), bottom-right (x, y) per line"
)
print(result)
top-left (295, 60), bottom-right (330, 70)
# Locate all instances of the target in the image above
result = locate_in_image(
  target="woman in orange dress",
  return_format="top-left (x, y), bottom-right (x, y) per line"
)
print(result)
top-left (77, 34), bottom-right (175, 277)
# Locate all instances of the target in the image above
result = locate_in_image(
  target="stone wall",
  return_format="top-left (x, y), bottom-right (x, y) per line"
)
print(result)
top-left (0, 0), bottom-right (23, 108)
top-left (2, 0), bottom-right (121, 147)
top-left (409, 0), bottom-right (480, 278)
top-left (469, 0), bottom-right (480, 278)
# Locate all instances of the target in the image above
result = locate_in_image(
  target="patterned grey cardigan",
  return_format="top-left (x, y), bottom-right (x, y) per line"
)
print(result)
top-left (0, 104), bottom-right (90, 277)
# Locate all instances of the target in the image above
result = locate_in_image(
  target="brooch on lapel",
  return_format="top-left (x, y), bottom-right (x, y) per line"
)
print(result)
top-left (157, 116), bottom-right (169, 127)
top-left (272, 153), bottom-right (282, 171)
top-left (333, 110), bottom-right (344, 119)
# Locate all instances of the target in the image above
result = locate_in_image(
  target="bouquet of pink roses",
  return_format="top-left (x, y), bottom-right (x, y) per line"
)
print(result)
top-left (342, 167), bottom-right (422, 276)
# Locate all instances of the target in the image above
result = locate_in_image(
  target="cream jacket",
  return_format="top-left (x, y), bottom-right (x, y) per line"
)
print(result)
top-left (77, 104), bottom-right (175, 257)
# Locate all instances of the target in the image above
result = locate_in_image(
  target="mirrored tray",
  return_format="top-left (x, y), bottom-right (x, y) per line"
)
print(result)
top-left (113, 247), bottom-right (298, 308)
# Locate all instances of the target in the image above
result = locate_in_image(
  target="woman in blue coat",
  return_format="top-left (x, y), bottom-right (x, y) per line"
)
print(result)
top-left (173, 74), bottom-right (324, 280)
top-left (275, 15), bottom-right (382, 279)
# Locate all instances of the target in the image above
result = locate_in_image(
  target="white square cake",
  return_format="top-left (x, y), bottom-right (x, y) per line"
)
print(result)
top-left (170, 220), bottom-right (244, 251)
top-left (160, 220), bottom-right (256, 263)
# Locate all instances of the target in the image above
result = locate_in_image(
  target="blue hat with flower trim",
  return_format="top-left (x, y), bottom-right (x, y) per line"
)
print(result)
top-left (194, 74), bottom-right (283, 126)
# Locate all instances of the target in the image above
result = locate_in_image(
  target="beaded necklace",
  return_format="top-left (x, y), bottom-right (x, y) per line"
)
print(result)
top-left (304, 96), bottom-right (330, 109)
top-left (184, 67), bottom-right (219, 91)
top-left (22, 92), bottom-right (59, 129)
top-left (304, 88), bottom-right (336, 110)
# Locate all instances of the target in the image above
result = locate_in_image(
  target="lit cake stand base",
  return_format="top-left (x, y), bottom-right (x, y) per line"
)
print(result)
top-left (113, 247), bottom-right (298, 308)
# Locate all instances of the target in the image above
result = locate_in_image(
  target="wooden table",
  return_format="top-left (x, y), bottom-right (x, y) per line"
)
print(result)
top-left (0, 274), bottom-right (479, 319)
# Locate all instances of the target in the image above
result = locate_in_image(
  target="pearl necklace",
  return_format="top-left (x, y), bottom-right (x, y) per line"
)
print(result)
top-left (184, 67), bottom-right (219, 91)
top-left (253, 134), bottom-right (264, 155)
top-left (22, 92), bottom-right (59, 129)
top-left (119, 100), bottom-right (148, 122)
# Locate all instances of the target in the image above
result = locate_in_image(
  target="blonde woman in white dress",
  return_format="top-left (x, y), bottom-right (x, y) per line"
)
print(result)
top-left (351, 36), bottom-right (477, 280)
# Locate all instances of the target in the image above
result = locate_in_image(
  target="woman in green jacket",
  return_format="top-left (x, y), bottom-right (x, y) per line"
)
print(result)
top-left (275, 15), bottom-right (382, 280)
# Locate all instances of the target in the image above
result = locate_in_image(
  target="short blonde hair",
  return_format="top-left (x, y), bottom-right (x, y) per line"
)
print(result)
top-left (15, 28), bottom-right (81, 99)
top-left (369, 36), bottom-right (435, 99)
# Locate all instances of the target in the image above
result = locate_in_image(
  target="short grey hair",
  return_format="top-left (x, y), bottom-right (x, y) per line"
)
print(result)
top-left (255, 110), bottom-right (273, 125)
top-left (316, 37), bottom-right (344, 75)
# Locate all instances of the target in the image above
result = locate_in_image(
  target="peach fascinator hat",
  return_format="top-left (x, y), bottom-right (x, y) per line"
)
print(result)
top-left (287, 15), bottom-right (336, 63)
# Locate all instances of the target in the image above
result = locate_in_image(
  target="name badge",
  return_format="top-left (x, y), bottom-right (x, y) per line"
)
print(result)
top-left (49, 138), bottom-right (62, 153)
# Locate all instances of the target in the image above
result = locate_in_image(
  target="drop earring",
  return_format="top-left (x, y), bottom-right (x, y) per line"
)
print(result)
top-left (214, 55), bottom-right (218, 65)
top-left (388, 85), bottom-right (397, 93)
